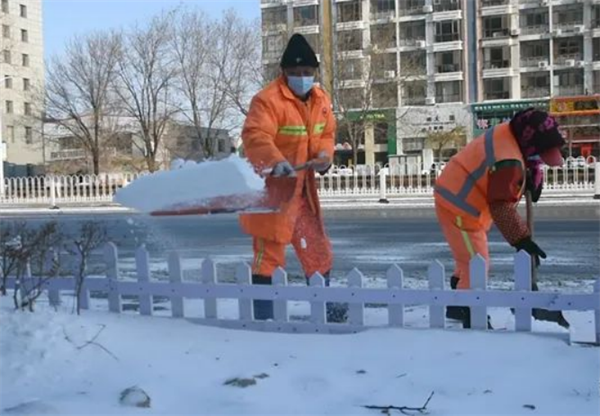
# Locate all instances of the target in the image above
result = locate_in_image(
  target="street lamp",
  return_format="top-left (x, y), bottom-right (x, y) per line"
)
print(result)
top-left (0, 75), bottom-right (11, 198)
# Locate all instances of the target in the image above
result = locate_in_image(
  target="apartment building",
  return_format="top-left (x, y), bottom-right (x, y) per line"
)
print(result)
top-left (262, 0), bottom-right (600, 165)
top-left (0, 0), bottom-right (44, 176)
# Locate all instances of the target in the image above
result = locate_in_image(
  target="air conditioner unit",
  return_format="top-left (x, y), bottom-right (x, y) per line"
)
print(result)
top-left (565, 59), bottom-right (575, 67)
top-left (576, 60), bottom-right (585, 68)
top-left (426, 97), bottom-right (436, 105)
top-left (538, 60), bottom-right (549, 69)
top-left (574, 25), bottom-right (585, 34)
top-left (510, 28), bottom-right (520, 36)
top-left (553, 28), bottom-right (562, 36)
top-left (540, 0), bottom-right (549, 5)
top-left (416, 40), bottom-right (427, 48)
top-left (384, 70), bottom-right (396, 79)
top-left (423, 5), bottom-right (433, 13)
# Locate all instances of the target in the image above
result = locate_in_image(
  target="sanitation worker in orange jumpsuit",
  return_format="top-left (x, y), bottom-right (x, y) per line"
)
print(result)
top-left (434, 109), bottom-right (565, 328)
top-left (239, 34), bottom-right (346, 322)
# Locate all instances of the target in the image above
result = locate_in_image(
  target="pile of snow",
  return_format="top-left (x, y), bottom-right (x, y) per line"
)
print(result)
top-left (0, 296), bottom-right (598, 416)
top-left (113, 156), bottom-right (265, 213)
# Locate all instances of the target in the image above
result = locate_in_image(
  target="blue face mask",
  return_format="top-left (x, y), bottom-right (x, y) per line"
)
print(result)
top-left (287, 76), bottom-right (314, 97)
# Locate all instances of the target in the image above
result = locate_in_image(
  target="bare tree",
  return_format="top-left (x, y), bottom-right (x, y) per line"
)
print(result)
top-left (66, 221), bottom-right (107, 315)
top-left (6, 222), bottom-right (62, 311)
top-left (333, 28), bottom-right (424, 164)
top-left (45, 31), bottom-right (123, 175)
top-left (170, 8), bottom-right (257, 159)
top-left (425, 125), bottom-right (467, 164)
top-left (116, 12), bottom-right (180, 171)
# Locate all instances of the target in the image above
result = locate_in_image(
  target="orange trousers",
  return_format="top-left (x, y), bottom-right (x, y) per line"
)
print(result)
top-left (252, 197), bottom-right (333, 278)
top-left (435, 201), bottom-right (490, 289)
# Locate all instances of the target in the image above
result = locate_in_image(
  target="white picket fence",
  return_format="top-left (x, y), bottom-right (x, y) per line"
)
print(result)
top-left (1, 159), bottom-right (598, 205)
top-left (5, 243), bottom-right (600, 342)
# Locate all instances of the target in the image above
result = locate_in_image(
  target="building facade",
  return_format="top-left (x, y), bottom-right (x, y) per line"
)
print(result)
top-left (0, 0), bottom-right (44, 177)
top-left (261, 0), bottom-right (600, 165)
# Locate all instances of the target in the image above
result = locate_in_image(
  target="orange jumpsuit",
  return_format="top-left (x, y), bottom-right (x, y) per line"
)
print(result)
top-left (239, 76), bottom-right (336, 278)
top-left (434, 123), bottom-right (528, 289)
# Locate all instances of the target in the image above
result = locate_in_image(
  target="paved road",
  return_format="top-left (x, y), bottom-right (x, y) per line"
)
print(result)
top-left (3, 204), bottom-right (598, 290)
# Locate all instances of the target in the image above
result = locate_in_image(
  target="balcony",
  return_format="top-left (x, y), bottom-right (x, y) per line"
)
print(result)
top-left (520, 24), bottom-right (549, 36)
top-left (399, 2), bottom-right (426, 17)
top-left (483, 28), bottom-right (510, 39)
top-left (554, 85), bottom-right (584, 96)
top-left (481, 0), bottom-right (508, 6)
top-left (554, 53), bottom-right (584, 67)
top-left (399, 38), bottom-right (427, 48)
top-left (484, 90), bottom-right (510, 100)
top-left (261, 0), bottom-right (287, 7)
top-left (370, 10), bottom-right (395, 22)
top-left (436, 63), bottom-right (461, 73)
top-left (520, 56), bottom-right (549, 69)
top-left (433, 0), bottom-right (460, 13)
top-left (403, 96), bottom-right (427, 106)
top-left (521, 87), bottom-right (550, 99)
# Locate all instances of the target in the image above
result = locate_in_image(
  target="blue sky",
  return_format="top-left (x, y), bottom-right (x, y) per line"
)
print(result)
top-left (43, 0), bottom-right (260, 59)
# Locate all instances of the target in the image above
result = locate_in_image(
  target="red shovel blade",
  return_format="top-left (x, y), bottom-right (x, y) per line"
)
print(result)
top-left (150, 176), bottom-right (298, 217)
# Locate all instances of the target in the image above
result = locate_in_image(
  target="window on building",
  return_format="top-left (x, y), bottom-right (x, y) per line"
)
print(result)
top-left (371, 25), bottom-right (396, 49)
top-left (371, 0), bottom-right (395, 19)
top-left (482, 15), bottom-right (510, 38)
top-left (217, 139), bottom-right (227, 153)
top-left (24, 101), bottom-right (31, 115)
top-left (4, 76), bottom-right (11, 88)
top-left (263, 34), bottom-right (285, 54)
top-left (1, 0), bottom-right (8, 13)
top-left (435, 81), bottom-right (463, 103)
top-left (5, 100), bottom-right (13, 113)
top-left (401, 51), bottom-right (427, 74)
top-left (25, 126), bottom-right (32, 144)
top-left (434, 0), bottom-right (461, 12)
top-left (594, 6), bottom-right (600, 28)
top-left (20, 28), bottom-right (27, 42)
top-left (521, 11), bottom-right (548, 28)
top-left (553, 5), bottom-right (583, 26)
top-left (435, 51), bottom-right (461, 73)
top-left (261, 6), bottom-right (287, 30)
top-left (403, 137), bottom-right (425, 152)
top-left (338, 29), bottom-right (362, 51)
top-left (484, 46), bottom-right (510, 69)
top-left (594, 71), bottom-right (600, 91)
top-left (435, 20), bottom-right (461, 42)
top-left (337, 0), bottom-right (361, 23)
top-left (593, 38), bottom-right (600, 61)
top-left (521, 73), bottom-right (550, 98)
top-left (402, 81), bottom-right (427, 105)
top-left (521, 41), bottom-right (549, 59)
top-left (372, 83), bottom-right (398, 108)
top-left (555, 70), bottom-right (583, 87)
top-left (556, 38), bottom-right (582, 57)
top-left (483, 78), bottom-right (510, 100)
top-left (7, 125), bottom-right (15, 143)
top-left (22, 53), bottom-right (29, 66)
top-left (23, 77), bottom-right (29, 91)
top-left (293, 5), bottom-right (319, 27)
top-left (2, 49), bottom-right (10, 64)
top-left (340, 58), bottom-right (363, 80)
top-left (20, 3), bottom-right (26, 18)
top-left (2, 24), bottom-right (10, 39)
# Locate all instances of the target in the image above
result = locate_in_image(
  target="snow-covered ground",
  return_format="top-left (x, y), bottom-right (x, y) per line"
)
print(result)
top-left (1, 295), bottom-right (598, 416)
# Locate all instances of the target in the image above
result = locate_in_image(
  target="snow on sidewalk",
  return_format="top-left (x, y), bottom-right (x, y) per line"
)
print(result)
top-left (0, 297), bottom-right (598, 416)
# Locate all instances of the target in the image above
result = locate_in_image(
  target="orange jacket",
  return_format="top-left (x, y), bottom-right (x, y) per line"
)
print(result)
top-left (239, 76), bottom-right (336, 243)
top-left (434, 122), bottom-right (526, 229)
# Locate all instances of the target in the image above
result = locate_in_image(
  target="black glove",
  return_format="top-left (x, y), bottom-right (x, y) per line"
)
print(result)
top-left (514, 237), bottom-right (547, 267)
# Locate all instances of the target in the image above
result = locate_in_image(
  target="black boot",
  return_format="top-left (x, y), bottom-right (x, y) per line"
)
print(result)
top-left (252, 274), bottom-right (273, 321)
top-left (306, 271), bottom-right (348, 323)
top-left (446, 276), bottom-right (492, 330)
top-left (446, 276), bottom-right (466, 321)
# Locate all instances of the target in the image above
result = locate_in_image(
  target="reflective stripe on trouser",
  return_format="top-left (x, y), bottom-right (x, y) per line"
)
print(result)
top-left (252, 197), bottom-right (333, 277)
top-left (435, 202), bottom-right (489, 289)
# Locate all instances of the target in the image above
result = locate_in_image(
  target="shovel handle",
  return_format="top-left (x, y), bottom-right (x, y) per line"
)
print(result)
top-left (525, 189), bottom-right (538, 286)
top-left (261, 161), bottom-right (314, 176)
